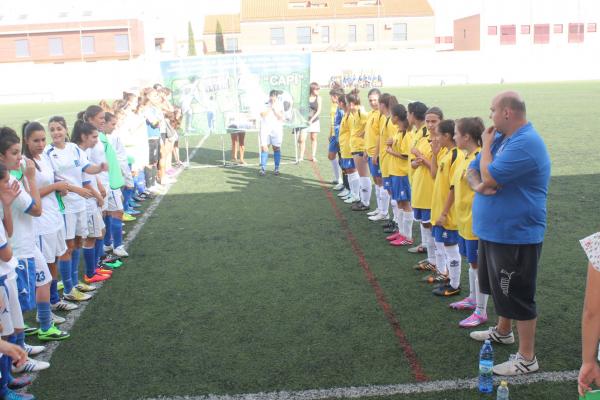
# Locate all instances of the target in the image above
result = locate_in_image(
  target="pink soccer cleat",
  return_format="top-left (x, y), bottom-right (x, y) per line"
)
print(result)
top-left (459, 312), bottom-right (488, 328)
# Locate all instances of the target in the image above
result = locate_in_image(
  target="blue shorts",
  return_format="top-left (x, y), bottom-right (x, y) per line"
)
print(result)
top-left (390, 175), bottom-right (411, 202)
top-left (341, 158), bottom-right (355, 170)
top-left (328, 136), bottom-right (340, 153)
top-left (459, 236), bottom-right (479, 264)
top-left (383, 177), bottom-right (392, 191)
top-left (368, 157), bottom-right (382, 178)
top-left (16, 257), bottom-right (36, 312)
top-left (432, 226), bottom-right (459, 245)
top-left (413, 208), bottom-right (431, 223)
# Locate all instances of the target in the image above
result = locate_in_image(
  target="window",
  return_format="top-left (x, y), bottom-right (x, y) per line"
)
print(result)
top-left (226, 38), bottom-right (238, 52)
top-left (568, 23), bottom-right (584, 43)
top-left (500, 25), bottom-right (516, 45)
top-left (271, 27), bottom-right (285, 45)
top-left (443, 36), bottom-right (453, 44)
top-left (348, 25), bottom-right (357, 42)
top-left (82, 36), bottom-right (95, 54)
top-left (366, 24), bottom-right (375, 41)
top-left (297, 26), bottom-right (311, 44)
top-left (534, 24), bottom-right (550, 44)
top-left (48, 37), bottom-right (64, 56)
top-left (393, 23), bottom-right (407, 41)
top-left (554, 24), bottom-right (563, 34)
top-left (588, 23), bottom-right (597, 33)
top-left (521, 25), bottom-right (530, 34)
top-left (15, 39), bottom-right (29, 57)
top-left (114, 34), bottom-right (129, 52)
top-left (321, 26), bottom-right (330, 43)
top-left (488, 26), bottom-right (497, 35)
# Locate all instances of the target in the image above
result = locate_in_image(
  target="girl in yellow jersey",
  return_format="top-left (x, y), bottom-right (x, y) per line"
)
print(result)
top-left (360, 89), bottom-right (381, 214)
top-left (336, 95), bottom-right (358, 203)
top-left (346, 90), bottom-right (369, 208)
top-left (428, 120), bottom-right (464, 297)
top-left (383, 104), bottom-right (415, 246)
top-left (449, 117), bottom-right (489, 328)
top-left (371, 94), bottom-right (398, 225)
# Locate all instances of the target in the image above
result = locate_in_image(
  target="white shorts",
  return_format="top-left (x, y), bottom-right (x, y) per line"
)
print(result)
top-left (304, 119), bottom-right (320, 133)
top-left (87, 206), bottom-right (105, 238)
top-left (259, 128), bottom-right (283, 148)
top-left (33, 246), bottom-right (52, 287)
top-left (122, 165), bottom-right (134, 187)
top-left (64, 210), bottom-right (89, 240)
top-left (37, 228), bottom-right (68, 264)
top-left (0, 273), bottom-right (25, 336)
top-left (106, 189), bottom-right (124, 212)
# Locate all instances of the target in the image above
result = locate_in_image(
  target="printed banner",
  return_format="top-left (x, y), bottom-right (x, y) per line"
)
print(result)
top-left (160, 53), bottom-right (311, 135)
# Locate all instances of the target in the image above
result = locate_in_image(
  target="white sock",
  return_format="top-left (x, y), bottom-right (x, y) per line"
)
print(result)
top-left (374, 185), bottom-right (382, 213)
top-left (444, 244), bottom-right (461, 289)
top-left (468, 267), bottom-right (477, 300)
top-left (348, 172), bottom-right (360, 198)
top-left (359, 177), bottom-right (372, 206)
top-left (330, 159), bottom-right (340, 183)
top-left (475, 274), bottom-right (489, 316)
top-left (402, 210), bottom-right (414, 240)
top-left (434, 241), bottom-right (447, 274)
top-left (380, 189), bottom-right (390, 216)
top-left (420, 225), bottom-right (435, 265)
top-left (391, 202), bottom-right (400, 227)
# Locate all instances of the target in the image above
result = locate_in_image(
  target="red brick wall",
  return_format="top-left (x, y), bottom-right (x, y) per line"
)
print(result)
top-left (454, 14), bottom-right (480, 51)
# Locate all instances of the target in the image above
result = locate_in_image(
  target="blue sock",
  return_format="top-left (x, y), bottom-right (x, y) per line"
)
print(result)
top-left (135, 171), bottom-right (146, 194)
top-left (50, 278), bottom-right (60, 304)
top-left (59, 259), bottom-right (73, 294)
top-left (122, 187), bottom-right (133, 211)
top-left (111, 218), bottom-right (123, 248)
top-left (95, 239), bottom-right (104, 266)
top-left (71, 248), bottom-right (81, 285)
top-left (274, 149), bottom-right (281, 169)
top-left (260, 151), bottom-right (268, 169)
top-left (83, 247), bottom-right (96, 278)
top-left (15, 332), bottom-right (25, 349)
top-left (0, 355), bottom-right (9, 395)
top-left (37, 301), bottom-right (52, 331)
top-left (103, 215), bottom-right (113, 246)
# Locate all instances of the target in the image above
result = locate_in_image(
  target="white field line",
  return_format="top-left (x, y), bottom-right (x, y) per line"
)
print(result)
top-left (142, 370), bottom-right (578, 400)
top-left (188, 160), bottom-right (299, 169)
top-left (26, 134), bottom-right (209, 386)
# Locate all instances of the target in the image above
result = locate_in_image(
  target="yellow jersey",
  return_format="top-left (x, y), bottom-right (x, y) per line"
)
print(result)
top-left (388, 130), bottom-right (411, 177)
top-left (410, 127), bottom-right (435, 209)
top-left (349, 110), bottom-right (368, 153)
top-left (431, 147), bottom-right (464, 230)
top-left (379, 116), bottom-right (397, 178)
top-left (408, 125), bottom-right (427, 182)
top-left (339, 113), bottom-right (353, 159)
top-left (364, 110), bottom-right (381, 157)
top-left (452, 147), bottom-right (481, 240)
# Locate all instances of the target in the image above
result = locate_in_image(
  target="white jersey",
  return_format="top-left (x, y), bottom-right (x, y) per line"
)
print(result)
top-left (45, 143), bottom-right (89, 214)
top-left (88, 137), bottom-right (109, 188)
top-left (8, 176), bottom-right (36, 259)
top-left (0, 222), bottom-right (18, 276)
top-left (33, 154), bottom-right (63, 236)
top-left (261, 100), bottom-right (284, 129)
top-left (84, 148), bottom-right (102, 210)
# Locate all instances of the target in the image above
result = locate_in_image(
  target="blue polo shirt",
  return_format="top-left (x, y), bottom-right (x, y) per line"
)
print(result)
top-left (469, 122), bottom-right (551, 244)
top-left (333, 108), bottom-right (344, 138)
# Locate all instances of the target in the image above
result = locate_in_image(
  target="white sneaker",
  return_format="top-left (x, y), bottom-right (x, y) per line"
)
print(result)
top-left (337, 189), bottom-right (350, 198)
top-left (493, 353), bottom-right (539, 376)
top-left (24, 343), bottom-right (46, 356)
top-left (368, 213), bottom-right (389, 221)
top-left (366, 210), bottom-right (380, 216)
top-left (63, 288), bottom-right (92, 302)
top-left (12, 357), bottom-right (50, 373)
top-left (470, 326), bottom-right (515, 344)
top-left (332, 183), bottom-right (345, 191)
top-left (103, 245), bottom-right (113, 253)
top-left (36, 312), bottom-right (66, 325)
top-left (344, 195), bottom-right (359, 204)
top-left (51, 300), bottom-right (79, 311)
top-left (113, 245), bottom-right (129, 258)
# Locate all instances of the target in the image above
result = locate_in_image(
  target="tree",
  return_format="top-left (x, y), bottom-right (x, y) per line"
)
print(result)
top-left (188, 21), bottom-right (197, 56)
top-left (215, 21), bottom-right (225, 54)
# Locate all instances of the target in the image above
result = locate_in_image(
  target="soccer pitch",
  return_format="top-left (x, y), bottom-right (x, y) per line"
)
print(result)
top-left (1, 81), bottom-right (598, 399)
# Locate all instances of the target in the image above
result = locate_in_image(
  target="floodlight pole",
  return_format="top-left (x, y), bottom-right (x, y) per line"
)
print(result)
top-left (294, 127), bottom-right (299, 164)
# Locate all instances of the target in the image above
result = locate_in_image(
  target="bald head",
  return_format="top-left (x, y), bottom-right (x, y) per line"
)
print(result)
top-left (494, 91), bottom-right (526, 116)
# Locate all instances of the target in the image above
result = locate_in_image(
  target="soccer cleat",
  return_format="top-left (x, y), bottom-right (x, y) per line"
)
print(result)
top-left (390, 237), bottom-right (414, 246)
top-left (103, 244), bottom-right (113, 253)
top-left (12, 357), bottom-right (50, 374)
top-left (408, 244), bottom-right (427, 254)
top-left (101, 254), bottom-right (121, 264)
top-left (75, 282), bottom-right (97, 292)
top-left (57, 280), bottom-right (64, 291)
top-left (36, 312), bottom-right (65, 325)
top-left (432, 283), bottom-right (461, 297)
top-left (366, 209), bottom-right (379, 216)
top-left (351, 203), bottom-right (369, 211)
top-left (459, 311), bottom-right (488, 328)
top-left (386, 231), bottom-right (404, 241)
top-left (493, 353), bottom-right (539, 376)
top-left (368, 213), bottom-right (388, 221)
top-left (52, 300), bottom-right (79, 311)
top-left (113, 245), bottom-right (129, 258)
top-left (126, 209), bottom-right (141, 215)
top-left (258, 169), bottom-right (266, 176)
top-left (449, 297), bottom-right (476, 310)
top-left (95, 268), bottom-right (113, 276)
top-left (84, 274), bottom-right (110, 283)
top-left (343, 195), bottom-right (359, 204)
top-left (332, 183), bottom-right (345, 191)
top-left (383, 222), bottom-right (398, 234)
top-left (63, 288), bottom-right (92, 302)
top-left (23, 325), bottom-right (38, 336)
top-left (37, 324), bottom-right (70, 341)
top-left (101, 259), bottom-right (123, 269)
top-left (24, 343), bottom-right (45, 356)
top-left (122, 213), bottom-right (136, 222)
top-left (2, 388), bottom-right (36, 399)
top-left (337, 189), bottom-right (350, 198)
top-left (422, 272), bottom-right (449, 284)
top-left (274, 168), bottom-right (280, 176)
top-left (8, 375), bottom-right (33, 390)
top-left (413, 259), bottom-right (436, 272)
top-left (470, 326), bottom-right (515, 344)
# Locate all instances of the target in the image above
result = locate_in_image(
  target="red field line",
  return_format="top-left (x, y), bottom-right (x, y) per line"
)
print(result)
top-left (311, 163), bottom-right (428, 382)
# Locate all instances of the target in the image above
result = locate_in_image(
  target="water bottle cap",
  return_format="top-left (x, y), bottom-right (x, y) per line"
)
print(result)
top-left (484, 339), bottom-right (491, 344)
top-left (501, 380), bottom-right (508, 386)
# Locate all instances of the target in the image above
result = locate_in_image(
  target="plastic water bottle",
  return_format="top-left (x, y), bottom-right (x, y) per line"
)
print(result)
top-left (496, 380), bottom-right (509, 399)
top-left (478, 339), bottom-right (494, 393)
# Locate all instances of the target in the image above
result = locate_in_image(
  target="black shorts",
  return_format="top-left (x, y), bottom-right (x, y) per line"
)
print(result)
top-left (148, 139), bottom-right (160, 165)
top-left (478, 240), bottom-right (543, 321)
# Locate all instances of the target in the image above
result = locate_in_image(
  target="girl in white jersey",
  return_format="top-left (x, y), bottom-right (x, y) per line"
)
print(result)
top-left (47, 117), bottom-right (107, 303)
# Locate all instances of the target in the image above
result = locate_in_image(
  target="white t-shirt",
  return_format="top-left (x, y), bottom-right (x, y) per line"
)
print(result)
top-left (88, 139), bottom-right (109, 188)
top-left (84, 148), bottom-right (102, 209)
top-left (8, 176), bottom-right (36, 258)
top-left (33, 154), bottom-right (63, 236)
top-left (261, 100), bottom-right (284, 128)
top-left (45, 143), bottom-right (89, 214)
top-left (0, 222), bottom-right (18, 276)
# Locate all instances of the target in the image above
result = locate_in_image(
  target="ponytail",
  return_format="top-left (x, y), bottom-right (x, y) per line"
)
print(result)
top-left (21, 121), bottom-right (44, 171)
top-left (71, 120), bottom-right (96, 145)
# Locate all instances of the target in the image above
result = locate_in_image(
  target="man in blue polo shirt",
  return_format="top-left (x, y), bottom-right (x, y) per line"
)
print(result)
top-left (466, 91), bottom-right (551, 376)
